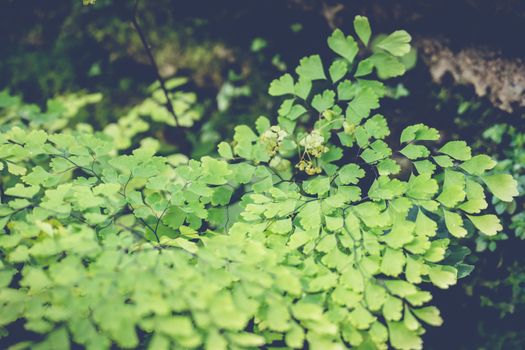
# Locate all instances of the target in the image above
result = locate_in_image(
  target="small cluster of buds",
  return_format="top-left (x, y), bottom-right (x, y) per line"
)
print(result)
top-left (295, 130), bottom-right (328, 175)
top-left (299, 130), bottom-right (328, 158)
top-left (296, 160), bottom-right (322, 175)
top-left (260, 126), bottom-right (288, 157)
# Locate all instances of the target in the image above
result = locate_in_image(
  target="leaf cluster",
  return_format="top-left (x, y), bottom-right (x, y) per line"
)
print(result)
top-left (0, 17), bottom-right (519, 350)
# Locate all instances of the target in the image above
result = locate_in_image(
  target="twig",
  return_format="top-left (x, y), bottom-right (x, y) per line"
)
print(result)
top-left (131, 0), bottom-right (180, 125)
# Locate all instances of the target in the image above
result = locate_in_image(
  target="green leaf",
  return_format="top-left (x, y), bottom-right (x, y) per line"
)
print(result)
top-left (482, 174), bottom-right (519, 202)
top-left (325, 215), bottom-right (343, 231)
top-left (405, 257), bottom-right (424, 284)
top-left (217, 142), bottom-right (233, 159)
top-left (403, 305), bottom-right (420, 331)
top-left (368, 177), bottom-right (407, 201)
top-left (443, 209), bottom-right (467, 238)
top-left (428, 265), bottom-right (457, 289)
top-left (303, 176), bottom-right (331, 195)
top-left (438, 141), bottom-right (471, 161)
top-left (295, 78), bottom-right (312, 100)
top-left (329, 60), bottom-right (348, 83)
top-left (406, 174), bottom-right (438, 200)
top-left (157, 316), bottom-right (194, 337)
top-left (268, 74), bottom-right (295, 96)
top-left (349, 304), bottom-right (376, 330)
top-left (255, 116), bottom-right (271, 134)
top-left (278, 99), bottom-right (293, 118)
top-left (381, 220), bottom-right (415, 248)
top-left (383, 295), bottom-right (403, 321)
top-left (459, 155), bottom-right (496, 175)
top-left (5, 184), bottom-right (40, 198)
top-left (162, 206), bottom-right (186, 229)
top-left (233, 125), bottom-right (257, 158)
top-left (467, 214), bottom-right (502, 236)
top-left (412, 306), bottom-right (443, 326)
top-left (355, 59), bottom-right (374, 77)
top-left (286, 104), bottom-right (308, 121)
top-left (231, 163), bottom-right (255, 184)
top-left (339, 164), bottom-right (365, 185)
top-left (296, 55), bottom-right (326, 81)
top-left (364, 114), bottom-right (390, 139)
top-left (285, 323), bottom-right (304, 348)
top-left (212, 186), bottom-right (233, 206)
top-left (36, 328), bottom-right (71, 350)
top-left (297, 201), bottom-right (321, 230)
top-left (334, 251), bottom-right (361, 280)
top-left (370, 160), bottom-right (395, 177)
top-left (369, 53), bottom-right (406, 79)
top-left (413, 160), bottom-right (436, 175)
top-left (400, 124), bottom-right (440, 143)
top-left (384, 280), bottom-right (418, 298)
top-left (424, 239), bottom-right (449, 263)
top-left (346, 88), bottom-right (379, 121)
top-left (370, 321), bottom-right (388, 344)
top-left (360, 140), bottom-right (392, 164)
top-left (415, 210), bottom-right (437, 237)
top-left (356, 126), bottom-right (372, 149)
top-left (201, 157), bottom-right (232, 185)
top-left (337, 80), bottom-right (354, 101)
top-left (279, 99), bottom-right (294, 116)
top-left (327, 29), bottom-right (359, 63)
top-left (291, 302), bottom-right (323, 321)
top-left (265, 301), bottom-right (291, 331)
top-left (433, 155), bottom-right (453, 168)
top-left (436, 170), bottom-right (466, 208)
top-left (376, 30), bottom-right (412, 56)
top-left (7, 162), bottom-right (26, 176)
top-left (388, 321), bottom-right (422, 349)
top-left (229, 333), bottom-right (265, 347)
top-left (353, 16), bottom-right (371, 46)
top-left (459, 179), bottom-right (487, 214)
top-left (269, 218), bottom-right (293, 234)
top-left (400, 144), bottom-right (430, 160)
top-left (21, 166), bottom-right (51, 186)
top-left (365, 282), bottom-right (387, 311)
top-left (311, 90), bottom-right (336, 112)
top-left (381, 247), bottom-right (405, 277)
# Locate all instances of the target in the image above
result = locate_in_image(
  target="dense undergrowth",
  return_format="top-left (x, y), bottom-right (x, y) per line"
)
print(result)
top-left (0, 14), bottom-right (520, 350)
top-left (2, 0), bottom-right (525, 349)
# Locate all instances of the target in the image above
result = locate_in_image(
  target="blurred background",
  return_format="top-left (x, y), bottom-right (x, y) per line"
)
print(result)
top-left (1, 0), bottom-right (524, 348)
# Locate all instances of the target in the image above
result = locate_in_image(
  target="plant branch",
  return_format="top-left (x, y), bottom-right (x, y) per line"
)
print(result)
top-left (131, 0), bottom-right (180, 126)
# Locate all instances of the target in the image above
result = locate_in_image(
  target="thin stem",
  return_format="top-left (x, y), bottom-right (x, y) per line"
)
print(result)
top-left (131, 0), bottom-right (180, 126)
top-left (118, 172), bottom-right (160, 243)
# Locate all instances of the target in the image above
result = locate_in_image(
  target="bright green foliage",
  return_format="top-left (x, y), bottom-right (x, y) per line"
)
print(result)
top-left (328, 30), bottom-right (359, 64)
top-left (376, 31), bottom-right (412, 57)
top-left (457, 121), bottom-right (525, 348)
top-left (0, 76), bottom-right (203, 155)
top-left (105, 77), bottom-right (203, 150)
top-left (353, 16), bottom-right (372, 46)
top-left (481, 124), bottom-right (525, 249)
top-left (0, 17), bottom-right (519, 350)
top-left (0, 90), bottom-right (102, 133)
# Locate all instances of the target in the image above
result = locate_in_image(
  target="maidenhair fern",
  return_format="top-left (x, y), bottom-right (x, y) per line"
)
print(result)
top-left (0, 16), bottom-right (518, 350)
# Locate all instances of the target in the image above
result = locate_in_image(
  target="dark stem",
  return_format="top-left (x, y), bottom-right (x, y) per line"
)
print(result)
top-left (130, 0), bottom-right (193, 155)
top-left (131, 0), bottom-right (179, 126)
